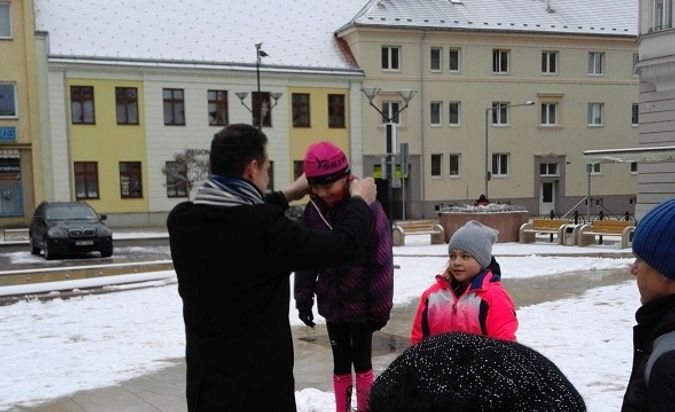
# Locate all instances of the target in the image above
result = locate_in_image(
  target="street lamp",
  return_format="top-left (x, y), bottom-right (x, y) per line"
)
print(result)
top-left (484, 100), bottom-right (534, 199)
top-left (235, 43), bottom-right (282, 128)
top-left (361, 87), bottom-right (417, 221)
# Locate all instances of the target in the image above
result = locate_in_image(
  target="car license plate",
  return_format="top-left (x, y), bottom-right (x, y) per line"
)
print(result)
top-left (76, 240), bottom-right (94, 246)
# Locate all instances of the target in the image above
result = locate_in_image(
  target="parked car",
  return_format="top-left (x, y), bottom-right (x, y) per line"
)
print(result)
top-left (29, 201), bottom-right (113, 260)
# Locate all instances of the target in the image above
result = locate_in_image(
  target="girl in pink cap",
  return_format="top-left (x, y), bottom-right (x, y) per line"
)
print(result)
top-left (294, 141), bottom-right (393, 412)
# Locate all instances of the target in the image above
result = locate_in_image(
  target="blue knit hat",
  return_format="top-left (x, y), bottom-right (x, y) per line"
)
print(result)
top-left (448, 220), bottom-right (499, 268)
top-left (633, 198), bottom-right (675, 279)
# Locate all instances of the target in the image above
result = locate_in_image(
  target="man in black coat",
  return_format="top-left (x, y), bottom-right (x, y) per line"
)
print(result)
top-left (167, 124), bottom-right (378, 412)
top-left (622, 198), bottom-right (675, 411)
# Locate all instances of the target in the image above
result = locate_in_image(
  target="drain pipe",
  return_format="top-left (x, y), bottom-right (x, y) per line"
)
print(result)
top-left (419, 29), bottom-right (427, 218)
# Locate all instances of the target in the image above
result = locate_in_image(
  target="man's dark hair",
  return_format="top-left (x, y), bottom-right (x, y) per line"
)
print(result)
top-left (210, 124), bottom-right (268, 177)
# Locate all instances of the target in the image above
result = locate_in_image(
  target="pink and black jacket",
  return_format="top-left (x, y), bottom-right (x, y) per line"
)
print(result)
top-left (411, 269), bottom-right (517, 344)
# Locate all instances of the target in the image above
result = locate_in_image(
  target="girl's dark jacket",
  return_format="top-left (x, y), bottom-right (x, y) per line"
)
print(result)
top-left (622, 294), bottom-right (675, 411)
top-left (294, 196), bottom-right (393, 324)
top-left (167, 191), bottom-right (372, 412)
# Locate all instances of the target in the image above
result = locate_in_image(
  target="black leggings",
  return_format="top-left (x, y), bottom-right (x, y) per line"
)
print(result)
top-left (326, 322), bottom-right (374, 375)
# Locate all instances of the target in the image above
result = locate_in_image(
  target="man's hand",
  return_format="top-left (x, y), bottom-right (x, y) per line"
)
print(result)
top-left (349, 177), bottom-right (377, 205)
top-left (298, 308), bottom-right (315, 328)
top-left (282, 173), bottom-right (310, 202)
top-left (368, 320), bottom-right (387, 332)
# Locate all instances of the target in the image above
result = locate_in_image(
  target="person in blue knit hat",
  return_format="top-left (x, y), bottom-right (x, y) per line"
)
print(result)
top-left (622, 197), bottom-right (675, 411)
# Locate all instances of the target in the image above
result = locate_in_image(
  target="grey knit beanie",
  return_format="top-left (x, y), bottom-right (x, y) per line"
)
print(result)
top-left (447, 220), bottom-right (499, 268)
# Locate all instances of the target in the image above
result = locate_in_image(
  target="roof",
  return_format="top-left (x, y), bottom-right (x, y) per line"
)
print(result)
top-left (33, 0), bottom-right (369, 72)
top-left (341, 0), bottom-right (637, 37)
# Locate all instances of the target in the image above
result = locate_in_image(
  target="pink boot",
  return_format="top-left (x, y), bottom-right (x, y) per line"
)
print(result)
top-left (355, 369), bottom-right (375, 412)
top-left (333, 373), bottom-right (353, 412)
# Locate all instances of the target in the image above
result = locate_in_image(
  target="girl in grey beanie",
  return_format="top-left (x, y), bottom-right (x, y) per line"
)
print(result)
top-left (410, 220), bottom-right (518, 344)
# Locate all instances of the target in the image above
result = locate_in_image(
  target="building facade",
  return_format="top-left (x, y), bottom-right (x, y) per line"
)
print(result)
top-left (636, 0), bottom-right (675, 218)
top-left (0, 0), bottom-right (43, 226)
top-left (337, 0), bottom-right (639, 219)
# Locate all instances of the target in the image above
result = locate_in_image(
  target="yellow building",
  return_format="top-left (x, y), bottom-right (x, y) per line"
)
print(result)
top-left (65, 78), bottom-right (148, 216)
top-left (0, 0), bottom-right (42, 226)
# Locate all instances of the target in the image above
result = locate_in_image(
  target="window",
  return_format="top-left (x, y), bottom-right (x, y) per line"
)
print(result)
top-left (71, 86), bottom-right (95, 124)
top-left (540, 103), bottom-right (557, 126)
top-left (430, 102), bottom-right (442, 126)
top-left (252, 92), bottom-right (272, 127)
top-left (449, 154), bottom-right (460, 177)
top-left (119, 161), bottom-right (143, 198)
top-left (0, 3), bottom-right (10, 38)
top-left (293, 160), bottom-right (304, 180)
top-left (0, 83), bottom-right (16, 117)
top-left (207, 90), bottom-right (228, 126)
top-left (381, 46), bottom-right (400, 70)
top-left (491, 102), bottom-right (509, 125)
top-left (74, 162), bottom-right (99, 199)
top-left (588, 103), bottom-right (604, 126)
top-left (492, 49), bottom-right (509, 73)
top-left (430, 47), bottom-right (442, 71)
top-left (431, 154), bottom-right (442, 177)
top-left (539, 163), bottom-right (559, 176)
top-left (449, 101), bottom-right (461, 125)
top-left (163, 88), bottom-right (185, 126)
top-left (328, 94), bottom-right (345, 128)
top-left (115, 87), bottom-right (138, 125)
top-left (631, 162), bottom-right (638, 174)
top-left (590, 163), bottom-right (601, 175)
top-left (165, 161), bottom-right (188, 198)
top-left (382, 102), bottom-right (400, 124)
top-left (541, 51), bottom-right (558, 74)
top-left (632, 103), bottom-right (639, 126)
top-left (653, 0), bottom-right (673, 31)
top-left (292, 93), bottom-right (310, 127)
top-left (588, 52), bottom-right (604, 75)
top-left (491, 153), bottom-right (509, 176)
top-left (449, 48), bottom-right (461, 72)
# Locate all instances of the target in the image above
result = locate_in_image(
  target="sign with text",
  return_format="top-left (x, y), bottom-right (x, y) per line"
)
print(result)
top-left (0, 127), bottom-right (16, 141)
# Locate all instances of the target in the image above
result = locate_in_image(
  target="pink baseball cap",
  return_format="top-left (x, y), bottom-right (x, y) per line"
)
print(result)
top-left (303, 141), bottom-right (350, 185)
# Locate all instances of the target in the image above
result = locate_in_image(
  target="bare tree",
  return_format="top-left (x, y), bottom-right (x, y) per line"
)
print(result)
top-left (161, 149), bottom-right (210, 197)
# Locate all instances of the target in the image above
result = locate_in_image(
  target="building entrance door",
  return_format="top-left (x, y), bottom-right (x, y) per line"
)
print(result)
top-left (539, 181), bottom-right (555, 215)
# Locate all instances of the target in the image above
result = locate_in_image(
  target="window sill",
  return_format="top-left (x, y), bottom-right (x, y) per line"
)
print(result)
top-left (0, 116), bottom-right (18, 120)
top-left (382, 69), bottom-right (401, 73)
top-left (587, 73), bottom-right (605, 77)
top-left (449, 70), bottom-right (462, 74)
top-left (587, 124), bottom-right (604, 128)
top-left (430, 124), bottom-right (442, 128)
top-left (491, 72), bottom-right (511, 75)
top-left (491, 124), bottom-right (510, 128)
top-left (431, 176), bottom-right (443, 180)
top-left (449, 124), bottom-right (461, 127)
top-left (542, 72), bottom-right (559, 76)
top-left (632, 124), bottom-right (639, 128)
top-left (491, 175), bottom-right (510, 179)
top-left (449, 175), bottom-right (461, 179)
top-left (538, 125), bottom-right (563, 130)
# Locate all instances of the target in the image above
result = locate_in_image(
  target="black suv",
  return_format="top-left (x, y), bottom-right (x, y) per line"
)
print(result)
top-left (29, 201), bottom-right (113, 260)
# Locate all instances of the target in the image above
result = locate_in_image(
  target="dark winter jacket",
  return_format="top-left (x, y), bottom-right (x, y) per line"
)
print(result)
top-left (294, 196), bottom-right (393, 323)
top-left (167, 189), bottom-right (373, 412)
top-left (622, 294), bottom-right (675, 412)
top-left (369, 332), bottom-right (586, 412)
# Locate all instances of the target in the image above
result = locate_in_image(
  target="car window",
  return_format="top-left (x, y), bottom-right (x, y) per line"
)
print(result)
top-left (45, 205), bottom-right (98, 220)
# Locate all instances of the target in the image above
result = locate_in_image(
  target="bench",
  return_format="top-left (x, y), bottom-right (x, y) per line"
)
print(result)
top-left (519, 219), bottom-right (570, 244)
top-left (392, 221), bottom-right (445, 246)
top-left (576, 220), bottom-right (635, 249)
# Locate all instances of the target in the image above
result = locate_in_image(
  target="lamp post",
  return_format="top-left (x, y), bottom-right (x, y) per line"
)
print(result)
top-left (361, 87), bottom-right (417, 222)
top-left (235, 43), bottom-right (281, 128)
top-left (484, 100), bottom-right (534, 199)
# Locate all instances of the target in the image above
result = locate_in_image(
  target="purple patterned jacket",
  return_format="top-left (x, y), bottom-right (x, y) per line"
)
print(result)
top-left (294, 196), bottom-right (393, 323)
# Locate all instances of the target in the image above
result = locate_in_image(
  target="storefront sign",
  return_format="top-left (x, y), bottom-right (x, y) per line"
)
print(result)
top-left (0, 127), bottom-right (16, 141)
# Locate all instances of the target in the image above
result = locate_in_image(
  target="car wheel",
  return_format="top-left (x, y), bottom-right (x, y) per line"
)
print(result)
top-left (43, 241), bottom-right (56, 260)
top-left (100, 245), bottom-right (113, 258)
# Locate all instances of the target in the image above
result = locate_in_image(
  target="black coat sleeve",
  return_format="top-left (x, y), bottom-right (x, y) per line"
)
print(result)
top-left (269, 197), bottom-right (373, 273)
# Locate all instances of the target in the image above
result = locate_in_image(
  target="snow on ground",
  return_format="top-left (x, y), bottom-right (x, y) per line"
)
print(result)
top-left (0, 239), bottom-right (639, 411)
